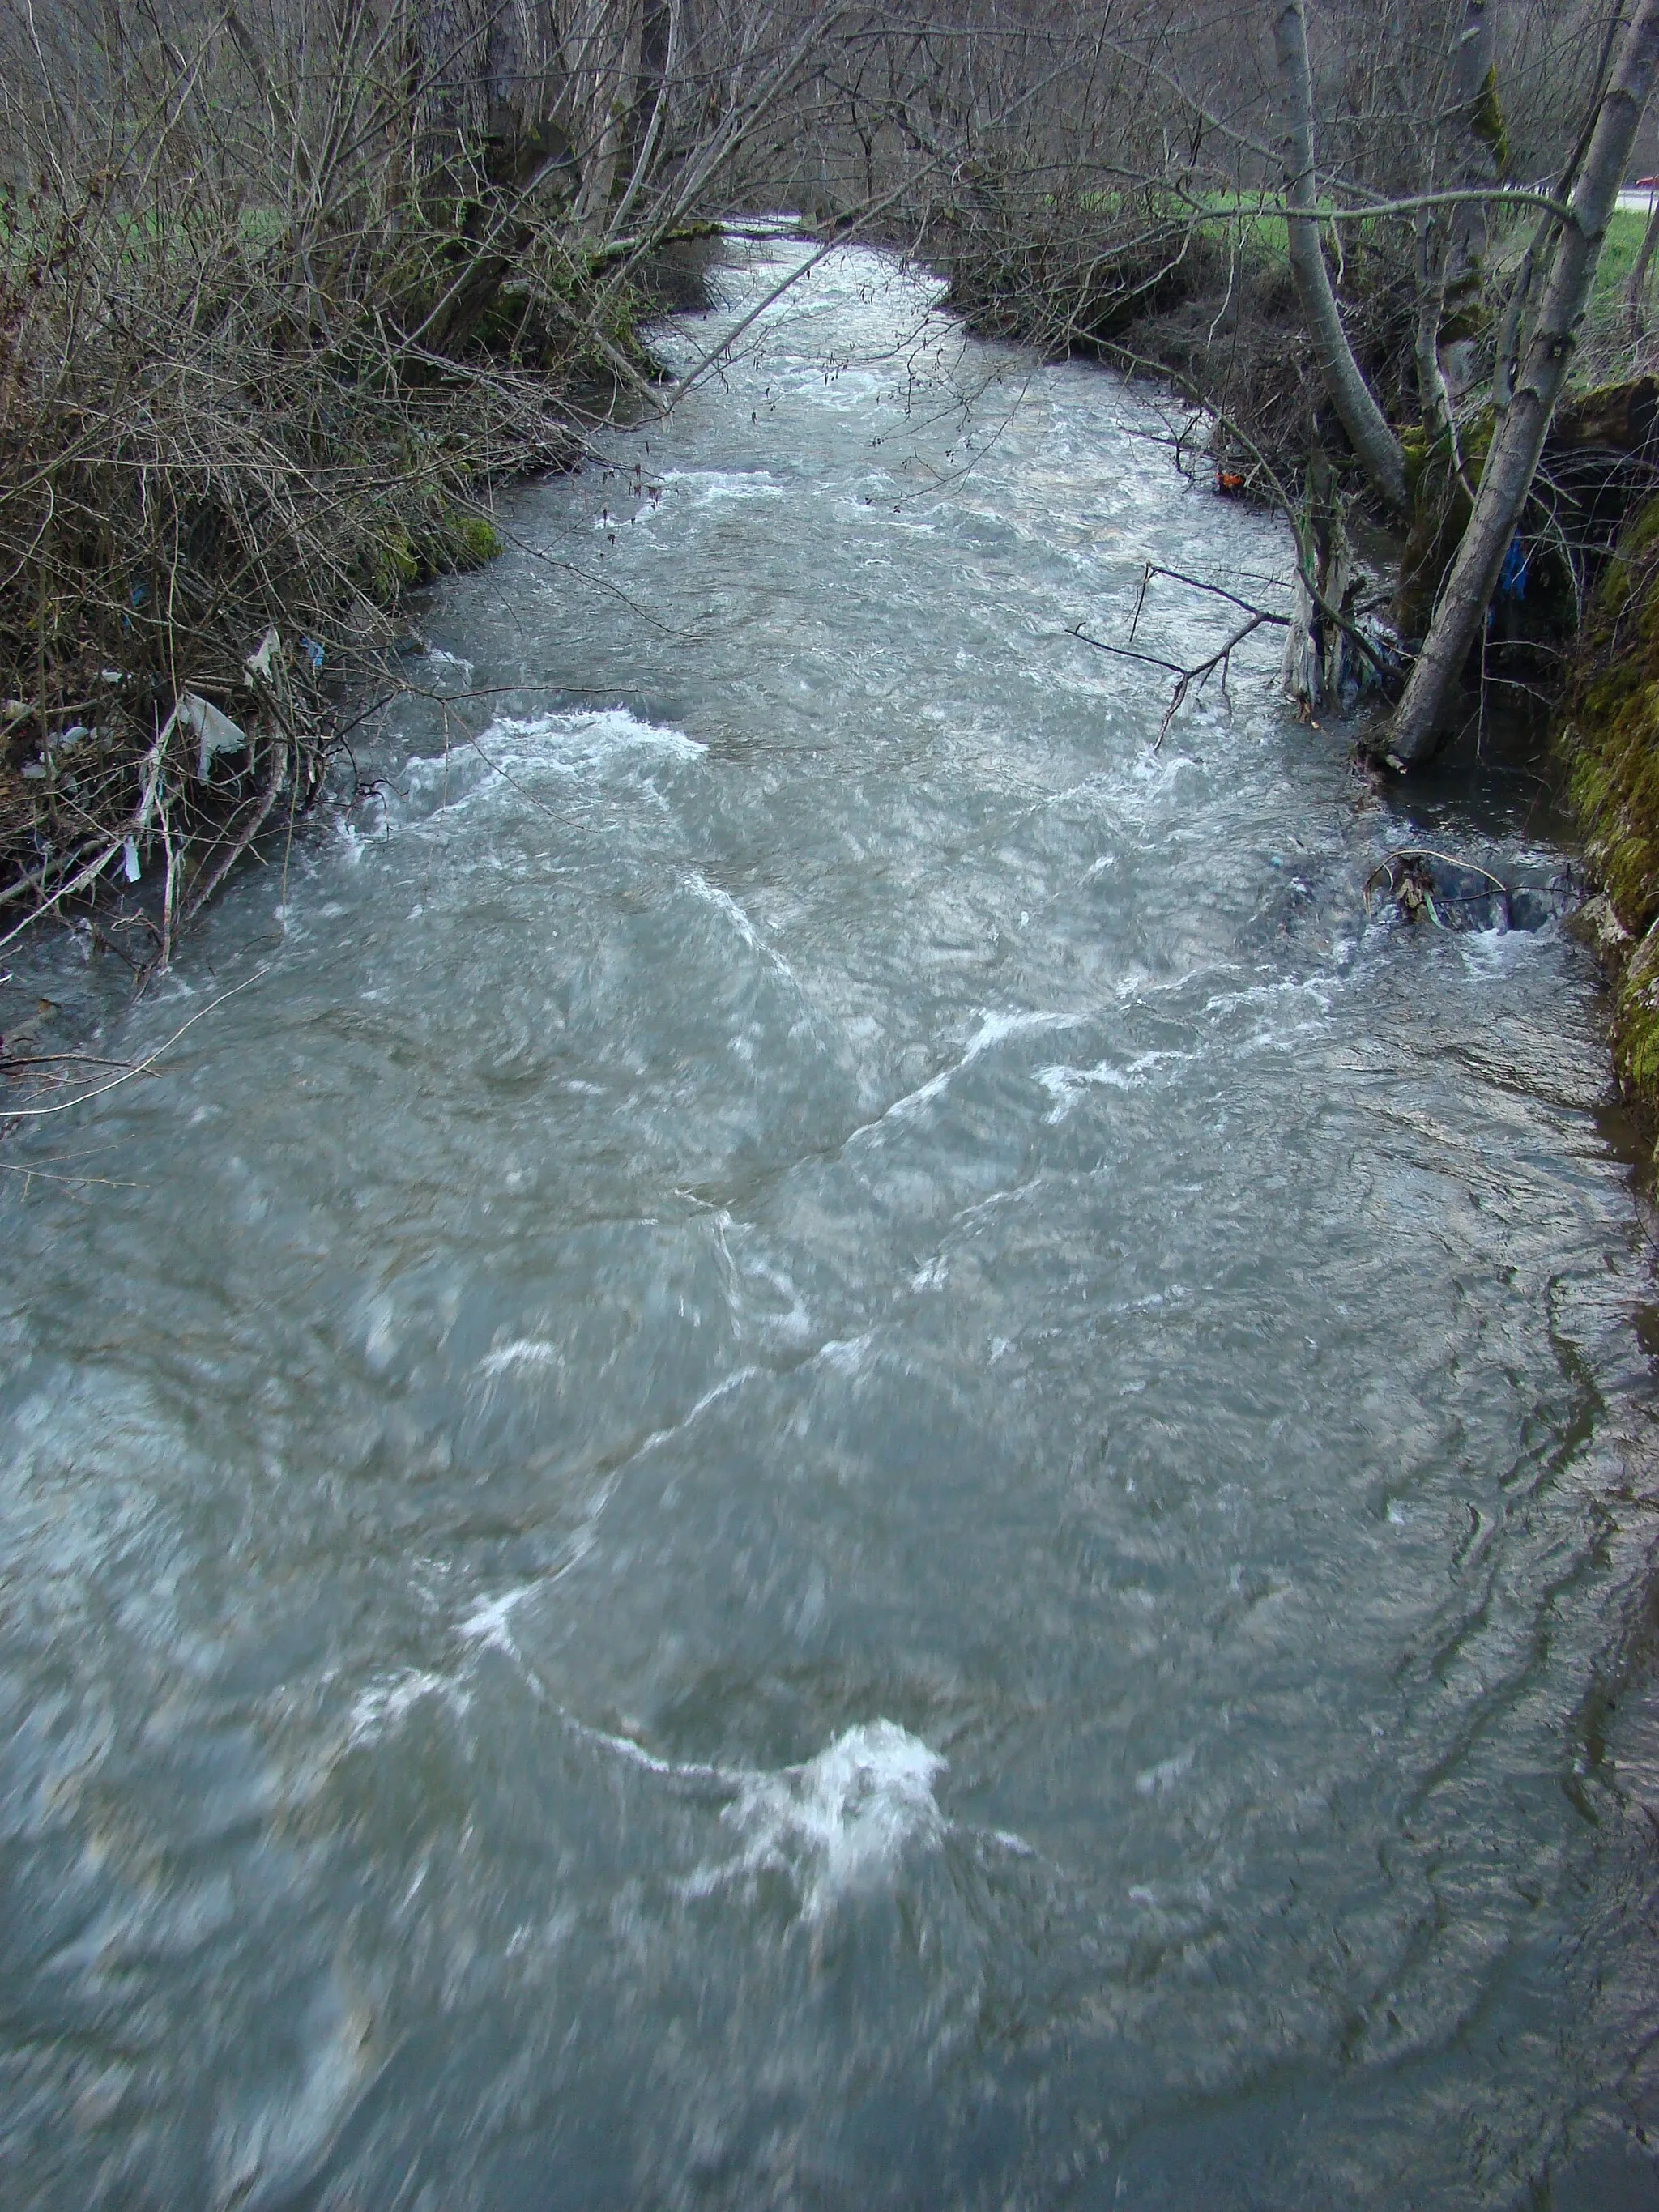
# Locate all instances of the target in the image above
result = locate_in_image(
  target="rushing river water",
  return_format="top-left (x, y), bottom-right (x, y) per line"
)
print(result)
top-left (5, 240), bottom-right (1659, 2210)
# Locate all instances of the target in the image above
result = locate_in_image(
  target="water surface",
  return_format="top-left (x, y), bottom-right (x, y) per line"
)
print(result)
top-left (2, 241), bottom-right (1657, 2210)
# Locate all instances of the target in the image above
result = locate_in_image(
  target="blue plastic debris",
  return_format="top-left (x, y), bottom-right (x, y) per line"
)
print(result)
top-left (1498, 532), bottom-right (1529, 601)
top-left (299, 636), bottom-right (325, 674)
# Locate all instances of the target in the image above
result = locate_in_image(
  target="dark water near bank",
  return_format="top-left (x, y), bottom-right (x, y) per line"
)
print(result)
top-left (4, 241), bottom-right (1659, 2210)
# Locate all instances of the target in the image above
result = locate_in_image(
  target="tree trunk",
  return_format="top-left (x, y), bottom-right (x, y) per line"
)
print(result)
top-left (1414, 2), bottom-right (1502, 458)
top-left (1386, 0), bottom-right (1659, 769)
top-left (603, 0), bottom-right (679, 241)
top-left (1627, 190), bottom-right (1659, 335)
top-left (1435, 0), bottom-right (1503, 403)
top-left (559, 0), bottom-right (646, 231)
top-left (1273, 0), bottom-right (1409, 518)
top-left (1282, 450), bottom-right (1355, 714)
top-left (1414, 207), bottom-right (1457, 448)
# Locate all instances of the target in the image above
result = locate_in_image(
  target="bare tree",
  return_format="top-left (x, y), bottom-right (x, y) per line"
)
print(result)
top-left (1388, 0), bottom-right (1659, 765)
top-left (1414, 0), bottom-right (1503, 449)
top-left (1274, 0), bottom-right (1409, 517)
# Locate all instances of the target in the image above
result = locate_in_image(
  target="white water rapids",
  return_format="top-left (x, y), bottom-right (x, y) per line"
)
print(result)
top-left (2, 240), bottom-right (1658, 2209)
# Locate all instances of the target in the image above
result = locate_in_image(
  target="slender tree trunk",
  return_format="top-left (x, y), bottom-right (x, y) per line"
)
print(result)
top-left (1273, 0), bottom-right (1409, 518)
top-left (1387, 0), bottom-right (1659, 768)
top-left (1627, 189), bottom-right (1659, 335)
top-left (1414, 206), bottom-right (1456, 446)
top-left (1282, 450), bottom-right (1354, 714)
top-left (604, 0), bottom-right (680, 242)
top-left (560, 0), bottom-right (646, 230)
top-left (1435, 0), bottom-right (1502, 402)
top-left (1414, 2), bottom-right (1502, 464)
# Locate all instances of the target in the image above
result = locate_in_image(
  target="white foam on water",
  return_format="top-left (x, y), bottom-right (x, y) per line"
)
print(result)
top-left (641, 1365), bottom-right (761, 1447)
top-left (680, 872), bottom-right (816, 1022)
top-left (1236, 1016), bottom-right (1329, 1058)
top-left (851, 1008), bottom-right (1081, 1140)
top-left (815, 1330), bottom-right (875, 1375)
top-left (441, 1365), bottom-right (762, 1673)
top-left (333, 818), bottom-right (373, 865)
top-left (1134, 1746), bottom-right (1195, 1798)
top-left (1203, 976), bottom-right (1332, 1020)
top-left (1036, 1048), bottom-right (1186, 1123)
top-left (457, 1582), bottom-right (540, 1654)
top-left (396, 707), bottom-right (705, 822)
top-left (684, 867), bottom-right (765, 951)
top-left (477, 1339), bottom-right (560, 1377)
top-left (347, 1669), bottom-right (465, 1747)
top-left (663, 467), bottom-right (786, 501)
top-left (681, 867), bottom-right (802, 982)
top-left (567, 1715), bottom-right (1043, 1892)
top-left (722, 1239), bottom-right (813, 1346)
top-left (564, 1717), bottom-right (733, 1786)
top-left (1461, 921), bottom-right (1552, 975)
top-left (718, 1720), bottom-right (947, 1919)
top-left (617, 470), bottom-right (786, 526)
top-left (497, 705), bottom-right (706, 773)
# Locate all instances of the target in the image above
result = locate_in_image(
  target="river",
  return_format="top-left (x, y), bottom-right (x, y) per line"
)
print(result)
top-left (2, 238), bottom-right (1658, 2210)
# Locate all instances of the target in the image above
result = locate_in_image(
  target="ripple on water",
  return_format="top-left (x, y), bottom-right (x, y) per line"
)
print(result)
top-left (0, 238), bottom-right (1654, 2212)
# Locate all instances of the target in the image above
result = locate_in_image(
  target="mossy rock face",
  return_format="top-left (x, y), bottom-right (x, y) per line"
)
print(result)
top-left (1617, 922), bottom-right (1659, 1101)
top-left (360, 505), bottom-right (503, 603)
top-left (1561, 489), bottom-right (1659, 936)
top-left (365, 522), bottom-right (422, 602)
top-left (1559, 487), bottom-right (1659, 1166)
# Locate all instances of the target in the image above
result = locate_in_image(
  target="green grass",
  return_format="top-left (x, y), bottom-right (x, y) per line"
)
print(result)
top-left (1592, 204), bottom-right (1651, 305)
top-left (1075, 192), bottom-right (1652, 313)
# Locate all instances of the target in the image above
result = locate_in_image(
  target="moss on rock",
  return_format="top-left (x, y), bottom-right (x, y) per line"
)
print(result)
top-left (1562, 492), bottom-right (1659, 931)
top-left (361, 504), bottom-right (503, 603)
top-left (436, 507), bottom-right (504, 570)
top-left (1559, 487), bottom-right (1659, 1157)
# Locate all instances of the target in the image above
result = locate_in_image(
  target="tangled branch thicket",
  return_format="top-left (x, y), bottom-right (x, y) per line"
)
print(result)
top-left (5, 0), bottom-right (1655, 977)
top-left (0, 0), bottom-right (757, 970)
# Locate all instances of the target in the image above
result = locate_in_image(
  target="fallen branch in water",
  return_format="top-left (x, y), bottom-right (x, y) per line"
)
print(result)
top-left (1, 1054), bottom-right (141, 1073)
top-left (1361, 846), bottom-right (1512, 925)
top-left (1070, 563), bottom-right (1290, 745)
top-left (0, 966), bottom-right (271, 1123)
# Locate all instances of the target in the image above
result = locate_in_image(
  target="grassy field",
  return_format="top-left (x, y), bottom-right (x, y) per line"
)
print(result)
top-left (1068, 192), bottom-right (1649, 319)
top-left (1198, 198), bottom-right (1655, 357)
top-left (1591, 203), bottom-right (1651, 302)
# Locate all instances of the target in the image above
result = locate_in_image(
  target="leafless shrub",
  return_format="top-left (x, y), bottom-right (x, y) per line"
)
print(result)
top-left (0, 0), bottom-right (841, 969)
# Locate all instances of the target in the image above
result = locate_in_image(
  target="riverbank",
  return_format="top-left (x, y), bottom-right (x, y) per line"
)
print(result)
top-left (1559, 488), bottom-right (1659, 1164)
top-left (0, 109), bottom-right (722, 982)
top-left (929, 194), bottom-right (1659, 497)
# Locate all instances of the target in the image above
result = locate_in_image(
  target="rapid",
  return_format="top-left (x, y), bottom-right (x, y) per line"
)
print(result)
top-left (2, 238), bottom-right (1657, 2209)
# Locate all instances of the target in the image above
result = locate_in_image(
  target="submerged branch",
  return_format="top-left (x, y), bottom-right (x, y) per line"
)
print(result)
top-left (1070, 586), bottom-right (1290, 748)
